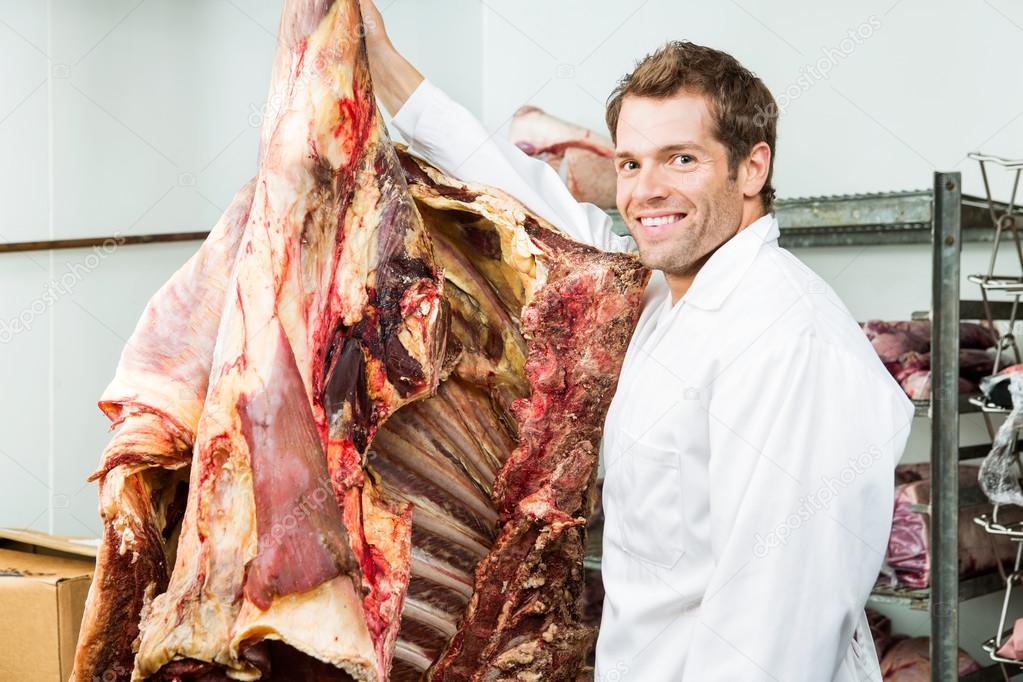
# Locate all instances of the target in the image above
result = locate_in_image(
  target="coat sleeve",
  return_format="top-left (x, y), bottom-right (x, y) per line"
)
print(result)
top-left (390, 79), bottom-right (636, 254)
top-left (681, 330), bottom-right (912, 681)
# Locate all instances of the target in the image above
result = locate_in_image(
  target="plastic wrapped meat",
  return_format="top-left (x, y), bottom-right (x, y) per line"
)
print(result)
top-left (980, 362), bottom-right (1023, 410)
top-left (861, 320), bottom-right (996, 355)
top-left (900, 357), bottom-right (986, 400)
top-left (979, 369), bottom-right (1023, 506)
top-left (863, 321), bottom-right (931, 363)
top-left (883, 464), bottom-right (1020, 588)
top-left (895, 349), bottom-right (990, 399)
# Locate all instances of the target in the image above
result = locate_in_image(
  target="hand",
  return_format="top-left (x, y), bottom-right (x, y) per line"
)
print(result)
top-left (358, 0), bottom-right (390, 51)
top-left (356, 0), bottom-right (424, 116)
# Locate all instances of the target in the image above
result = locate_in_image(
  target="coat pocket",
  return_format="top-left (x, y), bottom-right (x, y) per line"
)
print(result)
top-left (618, 437), bottom-right (685, 568)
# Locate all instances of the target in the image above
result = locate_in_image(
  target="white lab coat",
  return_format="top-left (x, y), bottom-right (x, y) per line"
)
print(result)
top-left (393, 80), bottom-right (915, 682)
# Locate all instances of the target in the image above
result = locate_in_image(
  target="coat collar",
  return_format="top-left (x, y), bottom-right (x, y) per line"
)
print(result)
top-left (681, 213), bottom-right (780, 311)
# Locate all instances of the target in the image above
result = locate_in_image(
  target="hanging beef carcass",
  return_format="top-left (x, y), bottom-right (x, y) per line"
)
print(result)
top-left (71, 1), bottom-right (647, 680)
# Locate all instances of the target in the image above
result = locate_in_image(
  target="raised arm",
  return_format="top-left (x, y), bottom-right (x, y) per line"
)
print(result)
top-left (359, 0), bottom-right (636, 254)
top-left (359, 0), bottom-right (424, 116)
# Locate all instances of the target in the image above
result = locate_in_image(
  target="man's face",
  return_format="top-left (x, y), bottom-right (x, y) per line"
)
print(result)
top-left (614, 91), bottom-right (745, 276)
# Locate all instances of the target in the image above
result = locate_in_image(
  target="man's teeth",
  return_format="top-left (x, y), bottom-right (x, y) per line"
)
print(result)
top-left (639, 214), bottom-right (684, 227)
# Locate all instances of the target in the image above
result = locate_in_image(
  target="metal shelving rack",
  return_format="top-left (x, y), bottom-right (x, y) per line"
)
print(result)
top-left (780, 171), bottom-right (1012, 681)
top-left (799, 172), bottom-right (1007, 682)
top-left (966, 153), bottom-right (1023, 681)
top-left (864, 167), bottom-right (1019, 682)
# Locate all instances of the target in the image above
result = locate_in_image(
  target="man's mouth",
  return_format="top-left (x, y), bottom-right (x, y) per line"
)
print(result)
top-left (638, 213), bottom-right (685, 226)
top-left (635, 212), bottom-right (687, 231)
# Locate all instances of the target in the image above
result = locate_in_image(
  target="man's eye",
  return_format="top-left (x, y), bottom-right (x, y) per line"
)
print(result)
top-left (672, 154), bottom-right (694, 166)
top-left (620, 160), bottom-right (639, 171)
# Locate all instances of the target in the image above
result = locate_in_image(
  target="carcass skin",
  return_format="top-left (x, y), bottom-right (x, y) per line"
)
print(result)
top-left (73, 1), bottom-right (648, 681)
top-left (508, 106), bottom-right (617, 209)
top-left (129, 0), bottom-right (444, 678)
top-left (72, 179), bottom-right (256, 680)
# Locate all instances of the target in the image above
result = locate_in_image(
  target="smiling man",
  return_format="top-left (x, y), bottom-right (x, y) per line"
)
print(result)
top-left (607, 71), bottom-right (772, 301)
top-left (361, 3), bottom-right (913, 680)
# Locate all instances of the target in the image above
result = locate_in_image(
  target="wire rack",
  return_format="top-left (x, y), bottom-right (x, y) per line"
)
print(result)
top-left (971, 151), bottom-right (1023, 677)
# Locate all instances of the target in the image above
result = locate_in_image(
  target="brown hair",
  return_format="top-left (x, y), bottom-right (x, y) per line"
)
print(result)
top-left (605, 41), bottom-right (778, 212)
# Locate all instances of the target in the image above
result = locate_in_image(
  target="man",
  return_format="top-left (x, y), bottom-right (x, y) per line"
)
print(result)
top-left (360, 2), bottom-right (914, 680)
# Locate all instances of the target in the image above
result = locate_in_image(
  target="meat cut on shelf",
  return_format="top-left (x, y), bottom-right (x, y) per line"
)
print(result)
top-left (70, 2), bottom-right (647, 680)
top-left (879, 637), bottom-right (980, 681)
top-left (861, 320), bottom-right (998, 399)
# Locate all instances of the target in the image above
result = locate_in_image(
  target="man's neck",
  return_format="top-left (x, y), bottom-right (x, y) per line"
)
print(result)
top-left (665, 263), bottom-right (705, 306)
top-left (664, 206), bottom-right (768, 305)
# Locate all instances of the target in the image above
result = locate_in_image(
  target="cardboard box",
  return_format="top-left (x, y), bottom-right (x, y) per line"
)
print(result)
top-left (0, 528), bottom-right (97, 682)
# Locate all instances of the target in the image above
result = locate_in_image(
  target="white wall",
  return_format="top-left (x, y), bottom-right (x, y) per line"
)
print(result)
top-left (1, 0), bottom-right (1018, 668)
top-left (469, 0), bottom-right (1023, 201)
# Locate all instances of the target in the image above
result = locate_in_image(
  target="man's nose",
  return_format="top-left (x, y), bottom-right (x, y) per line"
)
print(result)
top-left (632, 164), bottom-right (671, 204)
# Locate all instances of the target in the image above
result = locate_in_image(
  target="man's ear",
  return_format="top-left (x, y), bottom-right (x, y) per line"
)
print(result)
top-left (741, 141), bottom-right (771, 201)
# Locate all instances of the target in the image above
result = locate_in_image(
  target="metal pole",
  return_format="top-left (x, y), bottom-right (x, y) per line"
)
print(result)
top-left (931, 171), bottom-right (962, 682)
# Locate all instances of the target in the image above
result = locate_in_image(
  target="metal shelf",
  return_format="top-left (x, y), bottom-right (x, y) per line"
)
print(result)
top-left (975, 513), bottom-right (1023, 539)
top-left (968, 275), bottom-right (1023, 294)
top-left (959, 441), bottom-right (1015, 461)
top-left (962, 663), bottom-right (1014, 681)
top-left (774, 189), bottom-right (1011, 247)
top-left (981, 626), bottom-right (1023, 669)
top-left (914, 302), bottom-right (1022, 321)
top-left (914, 394), bottom-right (985, 418)
top-left (904, 487), bottom-right (994, 514)
top-left (968, 395), bottom-right (1012, 415)
top-left (868, 572), bottom-right (1006, 611)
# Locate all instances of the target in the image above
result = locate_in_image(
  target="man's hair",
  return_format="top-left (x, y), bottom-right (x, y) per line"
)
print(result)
top-left (605, 41), bottom-right (778, 213)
